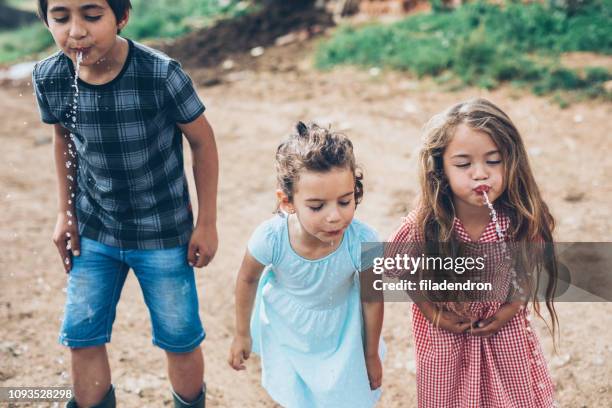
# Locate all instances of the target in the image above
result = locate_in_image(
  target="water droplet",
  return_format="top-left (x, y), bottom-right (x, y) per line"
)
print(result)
top-left (481, 191), bottom-right (504, 240)
top-left (551, 353), bottom-right (571, 368)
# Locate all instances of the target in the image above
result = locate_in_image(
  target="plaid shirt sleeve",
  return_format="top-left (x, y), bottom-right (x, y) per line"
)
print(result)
top-left (32, 64), bottom-right (60, 124)
top-left (164, 60), bottom-right (205, 124)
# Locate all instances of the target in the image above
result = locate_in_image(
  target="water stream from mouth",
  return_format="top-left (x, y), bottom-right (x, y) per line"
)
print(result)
top-left (481, 190), bottom-right (522, 294)
top-left (64, 51), bottom-right (83, 265)
top-left (482, 190), bottom-right (504, 241)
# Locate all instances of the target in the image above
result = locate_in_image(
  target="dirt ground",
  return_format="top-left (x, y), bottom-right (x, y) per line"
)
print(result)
top-left (1, 38), bottom-right (611, 407)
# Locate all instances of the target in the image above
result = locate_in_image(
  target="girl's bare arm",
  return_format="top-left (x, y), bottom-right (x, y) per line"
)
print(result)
top-left (228, 251), bottom-right (266, 370)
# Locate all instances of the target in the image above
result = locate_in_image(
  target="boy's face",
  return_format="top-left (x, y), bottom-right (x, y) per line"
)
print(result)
top-left (45, 0), bottom-right (128, 65)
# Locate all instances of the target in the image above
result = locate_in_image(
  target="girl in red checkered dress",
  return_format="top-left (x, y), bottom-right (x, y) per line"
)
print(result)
top-left (389, 98), bottom-right (559, 407)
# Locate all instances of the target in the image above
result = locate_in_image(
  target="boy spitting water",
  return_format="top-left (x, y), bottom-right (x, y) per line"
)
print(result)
top-left (32, 1), bottom-right (218, 407)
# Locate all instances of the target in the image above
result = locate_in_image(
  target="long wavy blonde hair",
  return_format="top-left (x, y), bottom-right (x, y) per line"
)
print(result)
top-left (417, 98), bottom-right (559, 339)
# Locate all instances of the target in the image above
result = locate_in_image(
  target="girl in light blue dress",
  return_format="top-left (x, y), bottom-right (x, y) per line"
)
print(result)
top-left (228, 122), bottom-right (385, 407)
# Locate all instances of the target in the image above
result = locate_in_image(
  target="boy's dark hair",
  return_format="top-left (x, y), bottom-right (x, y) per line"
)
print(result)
top-left (37, 0), bottom-right (132, 28)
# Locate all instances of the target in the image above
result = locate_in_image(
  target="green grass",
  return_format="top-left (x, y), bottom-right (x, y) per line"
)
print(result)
top-left (122, 0), bottom-right (250, 40)
top-left (0, 0), bottom-right (250, 64)
top-left (0, 23), bottom-right (54, 64)
top-left (316, 0), bottom-right (612, 98)
top-left (5, 0), bottom-right (38, 12)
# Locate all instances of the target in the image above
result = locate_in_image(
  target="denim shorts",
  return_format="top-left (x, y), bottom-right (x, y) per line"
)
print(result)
top-left (59, 237), bottom-right (205, 353)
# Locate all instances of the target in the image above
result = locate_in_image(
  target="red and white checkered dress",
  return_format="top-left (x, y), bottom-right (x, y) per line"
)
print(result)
top-left (390, 211), bottom-right (555, 408)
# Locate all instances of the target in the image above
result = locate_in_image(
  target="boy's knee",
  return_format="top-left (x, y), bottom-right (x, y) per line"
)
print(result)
top-left (166, 345), bottom-right (202, 359)
top-left (153, 326), bottom-right (205, 353)
top-left (70, 344), bottom-right (107, 357)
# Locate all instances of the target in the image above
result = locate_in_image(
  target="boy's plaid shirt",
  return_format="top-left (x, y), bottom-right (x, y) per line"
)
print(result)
top-left (33, 40), bottom-right (206, 249)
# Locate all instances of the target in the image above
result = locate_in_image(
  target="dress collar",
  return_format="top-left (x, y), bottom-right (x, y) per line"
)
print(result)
top-left (452, 209), bottom-right (510, 243)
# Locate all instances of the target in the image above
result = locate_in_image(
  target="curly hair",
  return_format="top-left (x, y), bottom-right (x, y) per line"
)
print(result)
top-left (275, 121), bottom-right (363, 211)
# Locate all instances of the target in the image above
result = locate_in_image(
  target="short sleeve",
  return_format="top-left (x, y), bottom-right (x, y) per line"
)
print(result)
top-left (165, 60), bottom-right (205, 124)
top-left (385, 221), bottom-right (422, 278)
top-left (32, 65), bottom-right (59, 124)
top-left (247, 219), bottom-right (278, 266)
top-left (350, 220), bottom-right (382, 273)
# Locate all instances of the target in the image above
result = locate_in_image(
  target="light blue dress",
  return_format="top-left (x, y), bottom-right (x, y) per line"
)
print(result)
top-left (248, 215), bottom-right (385, 408)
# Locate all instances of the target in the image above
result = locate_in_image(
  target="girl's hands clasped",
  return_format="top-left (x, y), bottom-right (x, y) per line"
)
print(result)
top-left (434, 310), bottom-right (473, 334)
top-left (420, 301), bottom-right (523, 337)
top-left (470, 301), bottom-right (523, 337)
top-left (419, 302), bottom-right (472, 334)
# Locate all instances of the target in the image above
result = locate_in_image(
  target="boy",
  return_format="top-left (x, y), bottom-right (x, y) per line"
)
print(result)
top-left (32, 1), bottom-right (217, 407)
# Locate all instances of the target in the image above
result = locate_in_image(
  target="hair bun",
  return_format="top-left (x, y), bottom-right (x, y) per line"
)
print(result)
top-left (296, 121), bottom-right (309, 138)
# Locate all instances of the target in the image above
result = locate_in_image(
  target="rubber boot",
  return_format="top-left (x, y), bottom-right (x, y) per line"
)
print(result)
top-left (65, 385), bottom-right (116, 408)
top-left (172, 383), bottom-right (206, 408)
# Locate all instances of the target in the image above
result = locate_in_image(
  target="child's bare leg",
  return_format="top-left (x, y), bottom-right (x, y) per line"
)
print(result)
top-left (166, 346), bottom-right (204, 401)
top-left (71, 345), bottom-right (112, 406)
